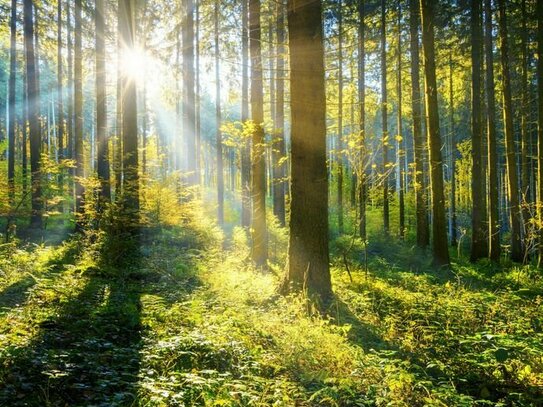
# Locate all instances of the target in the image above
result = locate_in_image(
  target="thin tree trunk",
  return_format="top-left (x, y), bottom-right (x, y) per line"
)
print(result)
top-left (485, 0), bottom-right (500, 262)
top-left (410, 0), bottom-right (429, 248)
top-left (183, 0), bottom-right (196, 186)
top-left (420, 0), bottom-right (450, 266)
top-left (281, 0), bottom-right (331, 302)
top-left (249, 0), bottom-right (267, 267)
top-left (96, 0), bottom-right (110, 203)
top-left (358, 0), bottom-right (366, 240)
top-left (471, 0), bottom-right (487, 261)
top-left (8, 0), bottom-right (16, 202)
top-left (498, 0), bottom-right (522, 262)
top-left (214, 0), bottom-right (224, 225)
top-left (241, 0), bottom-right (251, 229)
top-left (74, 0), bottom-right (84, 223)
top-left (195, 0), bottom-right (201, 184)
top-left (449, 53), bottom-right (457, 247)
top-left (337, 1), bottom-right (344, 234)
top-left (397, 2), bottom-right (405, 239)
top-left (57, 0), bottom-right (64, 193)
top-left (381, 0), bottom-right (389, 233)
top-left (537, 0), bottom-right (543, 266)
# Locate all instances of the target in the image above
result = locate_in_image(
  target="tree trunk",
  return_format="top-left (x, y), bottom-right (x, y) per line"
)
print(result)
top-left (74, 0), bottom-right (84, 223)
top-left (57, 0), bottom-right (64, 193)
top-left (498, 0), bottom-right (522, 262)
top-left (449, 53), bottom-right (457, 247)
top-left (241, 0), bottom-right (251, 229)
top-left (397, 2), bottom-right (405, 239)
top-left (537, 0), bottom-right (543, 266)
top-left (281, 0), bottom-right (331, 302)
top-left (183, 0), bottom-right (197, 186)
top-left (249, 0), bottom-right (267, 267)
top-left (8, 0), bottom-right (16, 202)
top-left (214, 0), bottom-right (224, 225)
top-left (420, 0), bottom-right (450, 267)
top-left (24, 0), bottom-right (42, 228)
top-left (381, 0), bottom-right (389, 233)
top-left (470, 0), bottom-right (487, 261)
top-left (195, 0), bottom-right (201, 184)
top-left (358, 0), bottom-right (366, 240)
top-left (337, 1), bottom-right (344, 234)
top-left (119, 0), bottom-right (140, 224)
top-left (96, 0), bottom-right (111, 203)
top-left (410, 0), bottom-right (429, 248)
top-left (272, 0), bottom-right (286, 227)
top-left (485, 0), bottom-right (500, 262)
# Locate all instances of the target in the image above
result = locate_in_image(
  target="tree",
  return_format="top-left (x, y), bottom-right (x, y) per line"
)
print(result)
top-left (183, 0), bottom-right (197, 186)
top-left (74, 0), bottom-right (84, 221)
top-left (420, 0), bottom-right (450, 266)
top-left (336, 0), bottom-right (344, 234)
top-left (409, 0), bottom-right (428, 248)
top-left (470, 0), bottom-right (487, 262)
top-left (96, 0), bottom-right (111, 202)
top-left (8, 0), bottom-right (16, 202)
top-left (272, 1), bottom-right (286, 227)
top-left (537, 0), bottom-right (543, 267)
top-left (497, 0), bottom-right (522, 262)
top-left (24, 0), bottom-right (42, 228)
top-left (397, 1), bottom-right (405, 239)
top-left (381, 0), bottom-right (389, 233)
top-left (119, 0), bottom-right (139, 223)
top-left (484, 0), bottom-right (500, 262)
top-left (358, 0), bottom-right (366, 240)
top-left (215, 0), bottom-right (224, 225)
top-left (241, 0), bottom-right (251, 229)
top-left (249, 0), bottom-right (267, 267)
top-left (57, 0), bottom-right (65, 191)
top-left (281, 0), bottom-right (332, 302)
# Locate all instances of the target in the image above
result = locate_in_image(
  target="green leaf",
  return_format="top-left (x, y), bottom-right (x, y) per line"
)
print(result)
top-left (494, 348), bottom-right (508, 363)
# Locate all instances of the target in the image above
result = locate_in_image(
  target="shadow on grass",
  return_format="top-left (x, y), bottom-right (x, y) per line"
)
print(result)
top-left (0, 276), bottom-right (37, 313)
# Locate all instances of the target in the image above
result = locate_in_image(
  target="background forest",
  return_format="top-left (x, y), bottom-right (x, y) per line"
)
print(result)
top-left (0, 0), bottom-right (542, 405)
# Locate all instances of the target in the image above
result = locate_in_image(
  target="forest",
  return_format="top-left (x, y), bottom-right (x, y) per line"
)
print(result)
top-left (0, 0), bottom-right (542, 405)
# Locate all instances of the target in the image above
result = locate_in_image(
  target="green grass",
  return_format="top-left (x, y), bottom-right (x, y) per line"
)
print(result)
top-left (0, 203), bottom-right (541, 406)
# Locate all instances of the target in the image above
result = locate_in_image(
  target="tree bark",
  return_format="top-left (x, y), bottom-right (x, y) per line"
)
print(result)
top-left (485, 0), bottom-right (500, 262)
top-left (249, 0), bottom-right (267, 267)
top-left (337, 1), bottom-right (344, 234)
top-left (397, 2), bottom-right (405, 239)
top-left (498, 0), bottom-right (522, 262)
top-left (215, 0), bottom-right (224, 225)
top-left (183, 0), bottom-right (197, 186)
top-left (537, 0), bottom-right (543, 266)
top-left (241, 0), bottom-right (251, 229)
top-left (281, 0), bottom-right (331, 302)
top-left (74, 0), bottom-right (84, 223)
top-left (410, 0), bottom-right (429, 248)
top-left (420, 0), bottom-right (450, 266)
top-left (8, 0), bottom-right (16, 202)
top-left (358, 0), bottom-right (366, 240)
top-left (381, 0), bottom-right (389, 233)
top-left (57, 0), bottom-right (64, 193)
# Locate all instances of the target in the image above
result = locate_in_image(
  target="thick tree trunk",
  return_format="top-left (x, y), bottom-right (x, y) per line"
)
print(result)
top-left (281, 0), bottom-right (331, 302)
top-left (249, 0), bottom-right (267, 267)
top-left (358, 0), bottom-right (366, 240)
top-left (498, 0), bottom-right (522, 262)
top-left (420, 0), bottom-right (450, 267)
top-left (470, 0), bottom-right (487, 261)
top-left (410, 0), bottom-right (429, 248)
top-left (96, 0), bottom-right (110, 203)
top-left (485, 0), bottom-right (500, 262)
top-left (241, 0), bottom-right (251, 229)
top-left (119, 0), bottom-right (140, 223)
top-left (381, 0), bottom-right (389, 233)
top-left (24, 0), bottom-right (42, 228)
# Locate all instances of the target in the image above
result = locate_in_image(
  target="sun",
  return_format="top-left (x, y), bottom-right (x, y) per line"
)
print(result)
top-left (119, 47), bottom-right (149, 83)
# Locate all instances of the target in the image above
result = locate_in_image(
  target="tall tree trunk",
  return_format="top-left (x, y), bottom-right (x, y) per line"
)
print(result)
top-left (241, 0), bottom-right (251, 228)
top-left (420, 0), bottom-right (450, 266)
top-left (272, 0), bottom-right (286, 227)
top-left (358, 0), bottom-right (366, 240)
top-left (22, 67), bottom-right (28, 196)
top-left (410, 0), bottom-right (429, 248)
top-left (249, 0), bottom-right (267, 267)
top-left (537, 0), bottom-right (543, 267)
top-left (24, 0), bottom-right (42, 228)
top-left (520, 0), bottom-right (531, 255)
top-left (96, 0), bottom-right (110, 203)
top-left (195, 0), bottom-right (201, 184)
top-left (74, 0), bottom-right (84, 222)
top-left (119, 0), bottom-right (140, 223)
top-left (67, 0), bottom-right (73, 165)
top-left (183, 0), bottom-right (196, 186)
top-left (449, 53), bottom-right (457, 246)
top-left (281, 0), bottom-right (331, 302)
top-left (8, 0), bottom-right (16, 202)
top-left (381, 0), bottom-right (389, 233)
top-left (214, 0), bottom-right (224, 225)
top-left (397, 2), bottom-right (405, 239)
top-left (337, 1), bottom-right (344, 234)
top-left (470, 0), bottom-right (487, 261)
top-left (485, 0), bottom-right (500, 262)
top-left (498, 0), bottom-right (522, 262)
top-left (57, 0), bottom-right (64, 193)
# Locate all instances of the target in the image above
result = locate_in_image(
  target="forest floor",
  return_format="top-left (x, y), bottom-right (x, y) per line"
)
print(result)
top-left (0, 205), bottom-right (542, 406)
